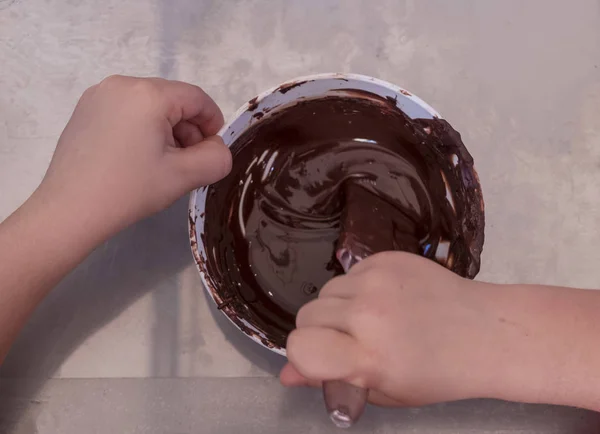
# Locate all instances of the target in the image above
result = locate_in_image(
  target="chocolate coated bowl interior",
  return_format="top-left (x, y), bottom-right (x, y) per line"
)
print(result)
top-left (203, 91), bottom-right (484, 349)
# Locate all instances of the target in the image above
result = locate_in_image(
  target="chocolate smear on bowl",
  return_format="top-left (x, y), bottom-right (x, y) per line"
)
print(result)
top-left (204, 91), bottom-right (484, 348)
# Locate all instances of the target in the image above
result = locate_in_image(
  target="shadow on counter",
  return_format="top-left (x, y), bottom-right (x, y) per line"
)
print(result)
top-left (0, 193), bottom-right (286, 433)
top-left (0, 197), bottom-right (193, 430)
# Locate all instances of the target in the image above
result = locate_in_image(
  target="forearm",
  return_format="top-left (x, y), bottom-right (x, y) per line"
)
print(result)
top-left (0, 76), bottom-right (230, 366)
top-left (482, 282), bottom-right (600, 411)
top-left (0, 188), bottom-right (107, 364)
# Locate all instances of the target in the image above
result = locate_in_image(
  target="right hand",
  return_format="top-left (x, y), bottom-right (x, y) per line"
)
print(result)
top-left (280, 252), bottom-right (501, 407)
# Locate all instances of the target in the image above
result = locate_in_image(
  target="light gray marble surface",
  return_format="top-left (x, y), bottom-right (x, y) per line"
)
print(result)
top-left (1, 0), bottom-right (600, 432)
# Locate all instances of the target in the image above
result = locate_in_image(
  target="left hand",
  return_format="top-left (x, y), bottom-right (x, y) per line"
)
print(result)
top-left (37, 75), bottom-right (232, 238)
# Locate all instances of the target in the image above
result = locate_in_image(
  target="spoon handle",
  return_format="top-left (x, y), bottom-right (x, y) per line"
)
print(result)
top-left (323, 380), bottom-right (368, 428)
top-left (322, 248), bottom-right (369, 428)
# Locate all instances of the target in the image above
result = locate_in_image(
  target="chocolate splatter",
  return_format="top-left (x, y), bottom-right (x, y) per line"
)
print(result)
top-left (278, 80), bottom-right (309, 94)
top-left (248, 97), bottom-right (259, 111)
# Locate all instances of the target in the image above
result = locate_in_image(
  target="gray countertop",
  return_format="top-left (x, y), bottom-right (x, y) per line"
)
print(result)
top-left (1, 0), bottom-right (600, 432)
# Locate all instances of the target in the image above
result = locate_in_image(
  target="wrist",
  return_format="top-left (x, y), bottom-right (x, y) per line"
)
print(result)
top-left (475, 282), bottom-right (600, 410)
top-left (26, 184), bottom-right (113, 254)
top-left (0, 186), bottom-right (107, 317)
top-left (443, 281), bottom-right (520, 401)
top-left (0, 181), bottom-right (115, 360)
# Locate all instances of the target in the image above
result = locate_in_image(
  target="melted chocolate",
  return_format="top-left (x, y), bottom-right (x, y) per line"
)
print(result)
top-left (204, 92), bottom-right (484, 348)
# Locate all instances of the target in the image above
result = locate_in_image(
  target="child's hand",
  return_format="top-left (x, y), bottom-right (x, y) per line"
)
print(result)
top-left (281, 252), bottom-right (499, 407)
top-left (38, 75), bottom-right (231, 238)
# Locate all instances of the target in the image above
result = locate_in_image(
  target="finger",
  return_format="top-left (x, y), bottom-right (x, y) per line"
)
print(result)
top-left (152, 79), bottom-right (225, 134)
top-left (286, 327), bottom-right (371, 388)
top-left (280, 362), bottom-right (315, 387)
top-left (296, 297), bottom-right (351, 333)
top-left (172, 135), bottom-right (232, 189)
top-left (279, 363), bottom-right (407, 407)
top-left (173, 120), bottom-right (204, 148)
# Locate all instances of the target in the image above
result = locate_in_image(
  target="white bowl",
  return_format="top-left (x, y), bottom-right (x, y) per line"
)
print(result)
top-left (189, 73), bottom-right (449, 356)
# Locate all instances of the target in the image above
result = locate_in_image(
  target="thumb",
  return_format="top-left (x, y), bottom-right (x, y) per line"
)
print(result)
top-left (286, 327), bottom-right (371, 389)
top-left (173, 135), bottom-right (232, 189)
